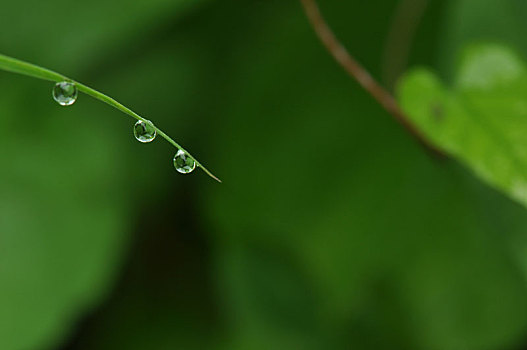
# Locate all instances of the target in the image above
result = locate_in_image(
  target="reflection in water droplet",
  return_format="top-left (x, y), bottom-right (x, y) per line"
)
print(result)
top-left (133, 120), bottom-right (157, 143)
top-left (52, 81), bottom-right (78, 106)
top-left (173, 150), bottom-right (196, 174)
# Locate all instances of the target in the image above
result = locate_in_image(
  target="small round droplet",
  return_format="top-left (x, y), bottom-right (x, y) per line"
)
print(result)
top-left (52, 81), bottom-right (78, 106)
top-left (173, 150), bottom-right (196, 174)
top-left (133, 120), bottom-right (157, 143)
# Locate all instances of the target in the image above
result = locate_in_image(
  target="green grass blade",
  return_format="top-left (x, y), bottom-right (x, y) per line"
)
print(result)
top-left (0, 53), bottom-right (221, 183)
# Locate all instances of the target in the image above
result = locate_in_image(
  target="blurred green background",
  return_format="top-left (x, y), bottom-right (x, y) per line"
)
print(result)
top-left (2, 0), bottom-right (527, 349)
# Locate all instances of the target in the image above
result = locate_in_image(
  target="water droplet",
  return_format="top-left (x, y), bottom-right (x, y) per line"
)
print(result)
top-left (133, 120), bottom-right (157, 143)
top-left (52, 81), bottom-right (78, 106)
top-left (173, 150), bottom-right (196, 174)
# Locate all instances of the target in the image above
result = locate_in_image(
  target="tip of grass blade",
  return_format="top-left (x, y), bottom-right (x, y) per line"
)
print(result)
top-left (199, 165), bottom-right (222, 183)
top-left (208, 172), bottom-right (223, 183)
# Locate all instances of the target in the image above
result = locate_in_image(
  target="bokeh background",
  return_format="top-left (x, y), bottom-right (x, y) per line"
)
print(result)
top-left (2, 0), bottom-right (527, 349)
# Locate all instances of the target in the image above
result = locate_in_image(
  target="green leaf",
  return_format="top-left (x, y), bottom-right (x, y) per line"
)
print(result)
top-left (398, 44), bottom-right (527, 207)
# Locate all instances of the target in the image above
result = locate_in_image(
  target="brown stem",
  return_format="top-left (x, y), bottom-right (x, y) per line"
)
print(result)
top-left (299, 0), bottom-right (444, 156)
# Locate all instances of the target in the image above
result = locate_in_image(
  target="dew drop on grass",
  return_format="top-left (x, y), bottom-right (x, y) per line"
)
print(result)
top-left (133, 120), bottom-right (157, 143)
top-left (52, 81), bottom-right (78, 106)
top-left (173, 150), bottom-right (196, 174)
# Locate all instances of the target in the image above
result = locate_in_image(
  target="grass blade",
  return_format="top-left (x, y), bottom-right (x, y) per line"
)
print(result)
top-left (0, 53), bottom-right (221, 183)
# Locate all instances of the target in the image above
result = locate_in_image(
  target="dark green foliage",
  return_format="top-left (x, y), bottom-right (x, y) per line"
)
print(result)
top-left (1, 0), bottom-right (527, 350)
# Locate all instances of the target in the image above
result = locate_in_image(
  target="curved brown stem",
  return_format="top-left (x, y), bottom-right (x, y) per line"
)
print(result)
top-left (299, 0), bottom-right (444, 156)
